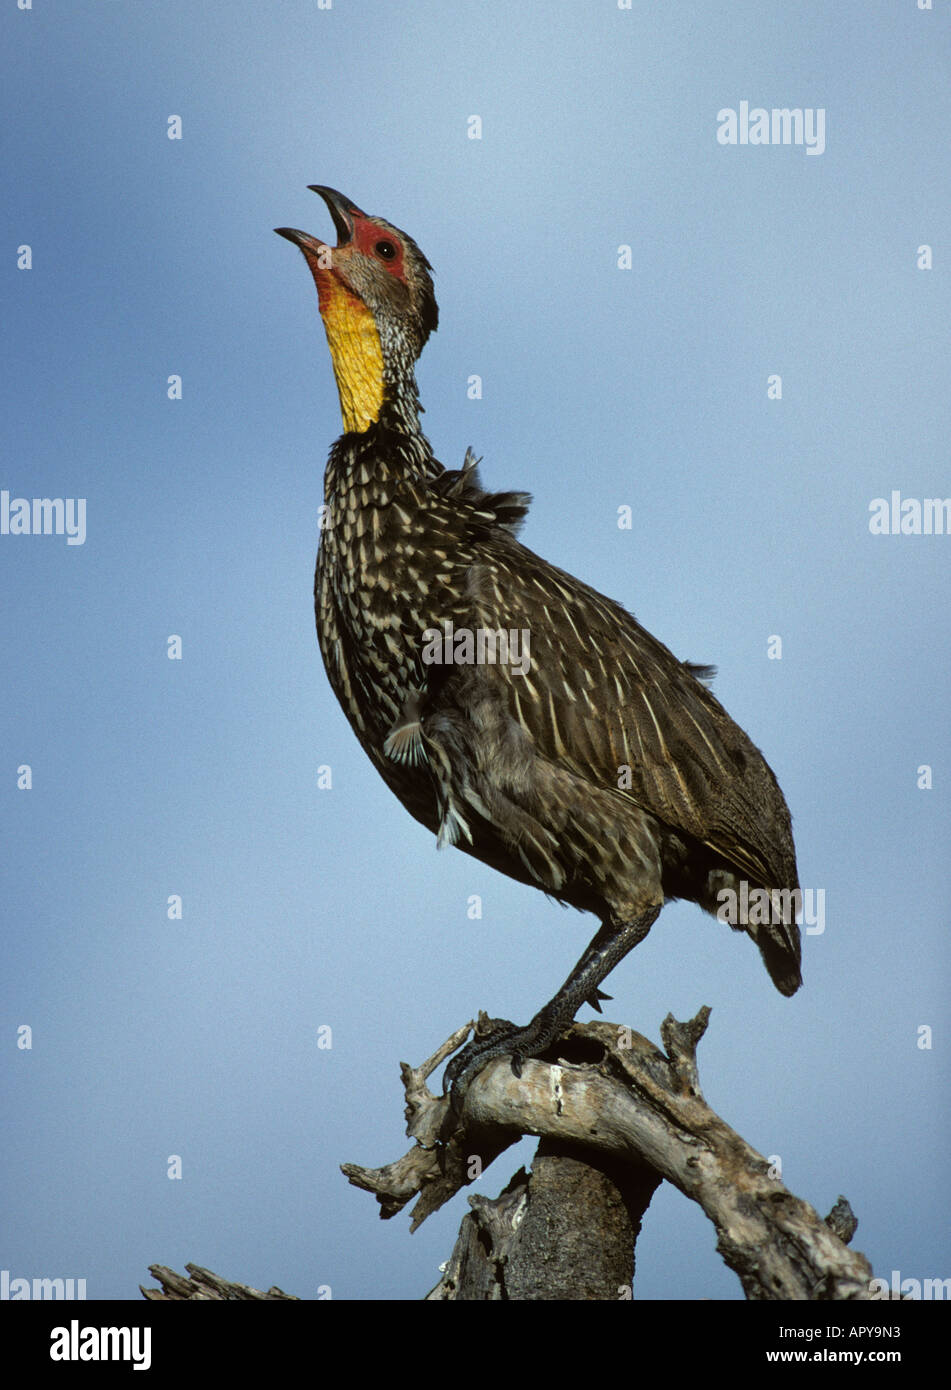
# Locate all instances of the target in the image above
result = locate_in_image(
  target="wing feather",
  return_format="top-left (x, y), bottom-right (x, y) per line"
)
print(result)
top-left (452, 530), bottom-right (797, 891)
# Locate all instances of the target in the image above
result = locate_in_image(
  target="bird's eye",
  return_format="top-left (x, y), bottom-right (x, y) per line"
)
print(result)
top-left (375, 240), bottom-right (397, 260)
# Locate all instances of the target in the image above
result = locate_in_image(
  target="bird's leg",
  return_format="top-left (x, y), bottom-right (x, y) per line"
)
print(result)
top-left (443, 905), bottom-right (661, 1110)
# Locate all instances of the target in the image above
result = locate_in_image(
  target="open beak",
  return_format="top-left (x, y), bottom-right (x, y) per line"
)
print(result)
top-left (274, 186), bottom-right (366, 255)
top-left (307, 186), bottom-right (366, 243)
top-left (274, 225), bottom-right (325, 256)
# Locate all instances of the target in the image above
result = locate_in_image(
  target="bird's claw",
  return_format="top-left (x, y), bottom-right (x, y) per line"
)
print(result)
top-left (442, 1008), bottom-right (571, 1113)
top-left (442, 1017), bottom-right (525, 1113)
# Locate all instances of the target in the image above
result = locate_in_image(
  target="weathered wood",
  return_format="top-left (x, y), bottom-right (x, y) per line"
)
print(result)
top-left (143, 1010), bottom-right (875, 1301)
top-left (426, 1148), bottom-right (661, 1300)
top-left (342, 1010), bottom-right (875, 1300)
top-left (140, 1264), bottom-right (298, 1301)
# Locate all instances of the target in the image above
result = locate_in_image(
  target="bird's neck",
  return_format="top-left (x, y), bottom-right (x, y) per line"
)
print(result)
top-left (328, 402), bottom-right (438, 490)
top-left (380, 371), bottom-right (427, 442)
top-left (318, 280), bottom-right (385, 433)
top-left (318, 279), bottom-right (425, 441)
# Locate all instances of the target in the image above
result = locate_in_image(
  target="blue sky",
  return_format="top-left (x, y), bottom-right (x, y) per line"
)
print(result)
top-left (2, 1), bottom-right (949, 1301)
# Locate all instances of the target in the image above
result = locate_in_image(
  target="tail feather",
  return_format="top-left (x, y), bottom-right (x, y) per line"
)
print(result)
top-left (756, 917), bottom-right (803, 996)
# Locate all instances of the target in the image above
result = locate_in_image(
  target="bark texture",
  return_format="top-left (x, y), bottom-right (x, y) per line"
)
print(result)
top-left (342, 1010), bottom-right (874, 1300)
top-left (144, 1010), bottom-right (875, 1301)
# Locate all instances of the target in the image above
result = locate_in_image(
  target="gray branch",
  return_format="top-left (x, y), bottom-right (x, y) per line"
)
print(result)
top-left (343, 1009), bottom-right (875, 1301)
top-left (142, 1010), bottom-right (875, 1301)
top-left (140, 1264), bottom-right (298, 1301)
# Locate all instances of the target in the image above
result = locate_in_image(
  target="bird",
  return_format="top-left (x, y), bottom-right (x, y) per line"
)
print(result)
top-left (275, 187), bottom-right (802, 1102)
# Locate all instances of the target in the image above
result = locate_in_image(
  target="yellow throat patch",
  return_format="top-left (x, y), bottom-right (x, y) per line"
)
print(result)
top-left (318, 275), bottom-right (385, 433)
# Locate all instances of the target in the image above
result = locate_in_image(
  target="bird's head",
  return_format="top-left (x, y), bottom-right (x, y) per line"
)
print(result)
top-left (276, 186), bottom-right (438, 435)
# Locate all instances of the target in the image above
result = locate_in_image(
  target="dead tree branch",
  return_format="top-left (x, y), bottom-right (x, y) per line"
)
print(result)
top-left (343, 1009), bottom-right (874, 1300)
top-left (140, 1264), bottom-right (298, 1301)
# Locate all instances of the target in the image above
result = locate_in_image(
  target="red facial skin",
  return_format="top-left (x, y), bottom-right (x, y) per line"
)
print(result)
top-left (298, 215), bottom-right (409, 316)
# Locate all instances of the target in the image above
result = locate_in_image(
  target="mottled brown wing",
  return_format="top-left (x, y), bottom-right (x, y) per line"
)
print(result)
top-left (459, 531), bottom-right (797, 892)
